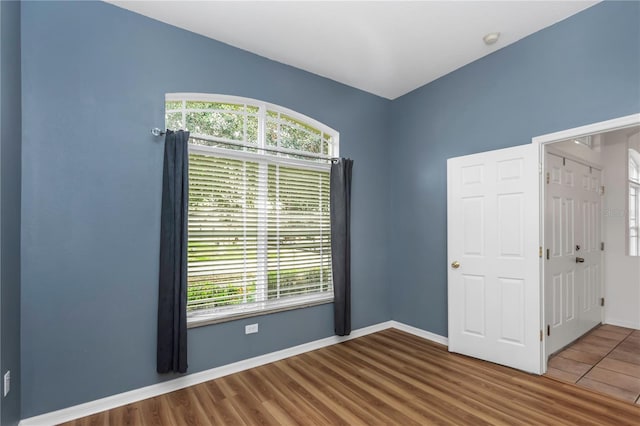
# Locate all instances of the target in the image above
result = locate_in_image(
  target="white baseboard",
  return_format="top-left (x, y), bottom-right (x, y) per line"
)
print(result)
top-left (603, 318), bottom-right (640, 330)
top-left (19, 320), bottom-right (446, 426)
top-left (390, 320), bottom-right (449, 346)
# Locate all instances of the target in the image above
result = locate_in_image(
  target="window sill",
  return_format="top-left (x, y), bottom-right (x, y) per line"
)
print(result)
top-left (187, 296), bottom-right (334, 329)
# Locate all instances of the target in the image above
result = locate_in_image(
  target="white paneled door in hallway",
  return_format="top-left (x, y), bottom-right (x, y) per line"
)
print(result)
top-left (544, 152), bottom-right (603, 356)
top-left (447, 144), bottom-right (541, 374)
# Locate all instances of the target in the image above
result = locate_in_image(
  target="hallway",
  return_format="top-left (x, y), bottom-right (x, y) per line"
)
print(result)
top-left (546, 324), bottom-right (640, 404)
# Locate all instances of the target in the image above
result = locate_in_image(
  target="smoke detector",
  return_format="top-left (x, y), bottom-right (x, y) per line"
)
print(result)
top-left (483, 32), bottom-right (501, 46)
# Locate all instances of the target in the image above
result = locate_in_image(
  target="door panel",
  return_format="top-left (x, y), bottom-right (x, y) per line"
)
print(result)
top-left (544, 153), bottom-right (602, 356)
top-left (565, 271), bottom-right (575, 321)
top-left (499, 277), bottom-right (525, 344)
top-left (463, 275), bottom-right (485, 336)
top-left (579, 167), bottom-right (602, 331)
top-left (552, 273), bottom-right (562, 327)
top-left (498, 194), bottom-right (524, 257)
top-left (463, 197), bottom-right (484, 255)
top-left (545, 154), bottom-right (579, 355)
top-left (448, 144), bottom-right (541, 374)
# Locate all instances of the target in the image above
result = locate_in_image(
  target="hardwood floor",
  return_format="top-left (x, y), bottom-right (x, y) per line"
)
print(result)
top-left (63, 329), bottom-right (640, 425)
top-left (546, 324), bottom-right (640, 404)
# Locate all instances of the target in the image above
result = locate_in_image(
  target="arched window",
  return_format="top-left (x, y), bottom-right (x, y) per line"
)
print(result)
top-left (166, 94), bottom-right (339, 325)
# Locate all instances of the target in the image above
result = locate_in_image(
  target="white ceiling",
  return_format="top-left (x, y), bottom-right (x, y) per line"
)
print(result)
top-left (108, 1), bottom-right (598, 99)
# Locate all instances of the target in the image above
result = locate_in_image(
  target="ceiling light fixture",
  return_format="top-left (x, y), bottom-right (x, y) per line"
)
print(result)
top-left (483, 32), bottom-right (500, 46)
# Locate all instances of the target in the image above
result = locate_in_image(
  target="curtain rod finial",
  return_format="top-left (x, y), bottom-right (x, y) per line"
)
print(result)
top-left (151, 128), bottom-right (165, 137)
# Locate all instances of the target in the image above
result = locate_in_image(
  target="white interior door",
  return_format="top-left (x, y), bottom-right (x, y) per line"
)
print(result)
top-left (577, 164), bottom-right (603, 333)
top-left (544, 152), bottom-right (602, 356)
top-left (447, 144), bottom-right (541, 374)
top-left (545, 154), bottom-right (581, 354)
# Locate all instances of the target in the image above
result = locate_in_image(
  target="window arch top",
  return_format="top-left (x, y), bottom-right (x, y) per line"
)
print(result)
top-left (165, 93), bottom-right (339, 159)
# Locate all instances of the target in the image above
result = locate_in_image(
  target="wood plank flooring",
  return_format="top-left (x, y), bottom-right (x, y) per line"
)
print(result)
top-left (546, 324), bottom-right (640, 404)
top-left (63, 329), bottom-right (640, 425)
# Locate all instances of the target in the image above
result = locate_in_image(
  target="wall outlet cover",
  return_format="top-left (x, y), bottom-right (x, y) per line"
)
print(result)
top-left (3, 370), bottom-right (10, 397)
top-left (245, 324), bottom-right (259, 334)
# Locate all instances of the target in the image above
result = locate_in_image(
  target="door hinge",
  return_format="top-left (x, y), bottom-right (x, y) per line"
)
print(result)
top-left (540, 330), bottom-right (543, 341)
top-left (601, 297), bottom-right (605, 307)
top-left (563, 157), bottom-right (566, 166)
top-left (601, 185), bottom-right (605, 195)
top-left (546, 172), bottom-right (550, 184)
top-left (547, 325), bottom-right (551, 336)
top-left (546, 249), bottom-right (550, 260)
top-left (539, 246), bottom-right (542, 258)
top-left (601, 242), bottom-right (605, 251)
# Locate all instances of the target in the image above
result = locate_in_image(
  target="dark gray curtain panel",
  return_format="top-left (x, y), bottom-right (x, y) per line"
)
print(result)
top-left (157, 130), bottom-right (190, 374)
top-left (330, 158), bottom-right (353, 336)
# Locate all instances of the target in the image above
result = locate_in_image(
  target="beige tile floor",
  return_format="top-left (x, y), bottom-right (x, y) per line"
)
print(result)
top-left (546, 324), bottom-right (640, 404)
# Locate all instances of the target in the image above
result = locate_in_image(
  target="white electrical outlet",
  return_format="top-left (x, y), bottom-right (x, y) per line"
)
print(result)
top-left (3, 370), bottom-right (10, 397)
top-left (245, 323), bottom-right (259, 334)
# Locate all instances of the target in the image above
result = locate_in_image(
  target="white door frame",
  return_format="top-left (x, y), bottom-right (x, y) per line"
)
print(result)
top-left (532, 113), bottom-right (640, 373)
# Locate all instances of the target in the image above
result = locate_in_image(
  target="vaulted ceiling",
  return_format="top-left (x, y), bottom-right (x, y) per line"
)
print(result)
top-left (109, 1), bottom-right (598, 99)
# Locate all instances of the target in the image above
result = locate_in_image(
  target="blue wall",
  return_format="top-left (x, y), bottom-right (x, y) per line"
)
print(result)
top-left (389, 1), bottom-right (640, 336)
top-left (20, 1), bottom-right (390, 418)
top-left (1, 1), bottom-right (22, 425)
top-left (18, 0), bottom-right (640, 420)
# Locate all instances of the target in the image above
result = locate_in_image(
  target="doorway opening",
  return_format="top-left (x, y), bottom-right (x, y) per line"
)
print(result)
top-left (538, 120), bottom-right (640, 403)
top-left (541, 123), bottom-right (640, 357)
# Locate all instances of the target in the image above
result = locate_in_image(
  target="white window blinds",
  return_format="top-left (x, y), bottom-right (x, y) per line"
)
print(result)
top-left (187, 150), bottom-right (333, 321)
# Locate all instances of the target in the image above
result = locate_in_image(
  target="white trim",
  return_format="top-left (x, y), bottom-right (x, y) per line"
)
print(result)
top-left (189, 143), bottom-right (331, 172)
top-left (187, 297), bottom-right (334, 328)
top-left (532, 113), bottom-right (640, 146)
top-left (389, 321), bottom-right (449, 346)
top-left (19, 321), bottom-right (446, 426)
top-left (189, 133), bottom-right (335, 162)
top-left (604, 319), bottom-right (640, 330)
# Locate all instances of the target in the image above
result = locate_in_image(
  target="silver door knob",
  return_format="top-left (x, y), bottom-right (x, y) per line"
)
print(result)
top-left (576, 257), bottom-right (585, 263)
